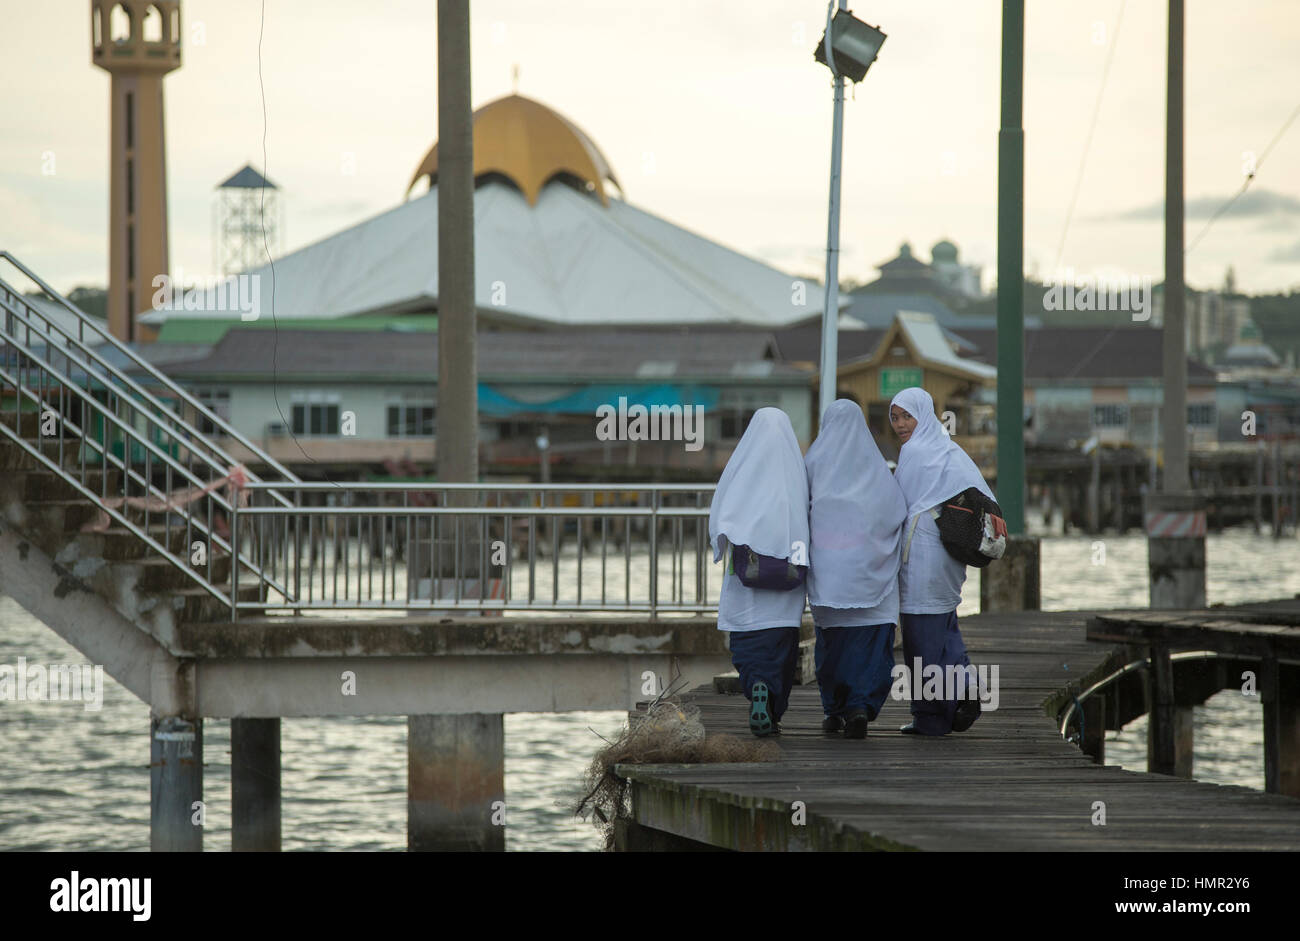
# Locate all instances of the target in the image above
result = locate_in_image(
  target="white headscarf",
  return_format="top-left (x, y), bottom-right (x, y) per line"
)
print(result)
top-left (804, 399), bottom-right (908, 609)
top-left (708, 407), bottom-right (809, 564)
top-left (889, 387), bottom-right (996, 518)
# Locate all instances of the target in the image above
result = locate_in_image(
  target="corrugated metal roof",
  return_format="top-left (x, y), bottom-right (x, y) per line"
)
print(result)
top-left (161, 327), bottom-right (809, 383)
top-left (951, 326), bottom-right (1218, 382)
top-left (143, 180), bottom-right (824, 330)
top-left (897, 311), bottom-right (997, 379)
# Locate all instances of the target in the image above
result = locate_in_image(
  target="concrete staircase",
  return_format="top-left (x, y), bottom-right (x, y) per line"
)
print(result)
top-left (0, 409), bottom-right (260, 655)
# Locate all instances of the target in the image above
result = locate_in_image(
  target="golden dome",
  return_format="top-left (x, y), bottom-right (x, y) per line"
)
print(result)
top-left (407, 94), bottom-right (621, 206)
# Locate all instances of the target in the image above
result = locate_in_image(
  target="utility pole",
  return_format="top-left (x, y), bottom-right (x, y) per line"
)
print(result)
top-left (1144, 0), bottom-right (1206, 623)
top-left (817, 0), bottom-right (849, 422)
top-left (996, 0), bottom-right (1026, 536)
top-left (409, 0), bottom-right (504, 855)
top-left (1161, 0), bottom-right (1188, 493)
top-left (437, 0), bottom-right (477, 487)
top-left (982, 0), bottom-right (1041, 614)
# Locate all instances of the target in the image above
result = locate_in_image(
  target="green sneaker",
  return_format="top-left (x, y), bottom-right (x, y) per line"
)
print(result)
top-left (749, 682), bottom-right (776, 737)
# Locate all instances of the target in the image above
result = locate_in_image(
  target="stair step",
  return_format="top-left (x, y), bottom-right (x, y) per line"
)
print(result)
top-left (129, 552), bottom-right (235, 591)
top-left (171, 583), bottom-right (264, 622)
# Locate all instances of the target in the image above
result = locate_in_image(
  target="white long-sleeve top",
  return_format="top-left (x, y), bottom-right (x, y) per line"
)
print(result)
top-left (811, 578), bottom-right (899, 628)
top-left (716, 549), bottom-right (808, 632)
top-left (898, 507), bottom-right (968, 614)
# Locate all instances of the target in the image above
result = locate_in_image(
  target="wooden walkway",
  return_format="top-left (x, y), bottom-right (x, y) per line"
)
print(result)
top-left (617, 610), bottom-right (1300, 851)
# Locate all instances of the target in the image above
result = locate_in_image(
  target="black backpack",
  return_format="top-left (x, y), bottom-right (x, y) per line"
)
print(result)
top-left (934, 488), bottom-right (1007, 568)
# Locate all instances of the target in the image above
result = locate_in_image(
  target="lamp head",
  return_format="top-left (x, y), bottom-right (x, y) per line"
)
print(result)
top-left (814, 10), bottom-right (887, 83)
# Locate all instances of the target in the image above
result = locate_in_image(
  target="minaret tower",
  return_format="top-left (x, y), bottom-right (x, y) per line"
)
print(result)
top-left (91, 1), bottom-right (181, 343)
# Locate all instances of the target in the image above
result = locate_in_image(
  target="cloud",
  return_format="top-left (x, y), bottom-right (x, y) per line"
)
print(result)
top-left (1268, 240), bottom-right (1300, 263)
top-left (1105, 187), bottom-right (1300, 222)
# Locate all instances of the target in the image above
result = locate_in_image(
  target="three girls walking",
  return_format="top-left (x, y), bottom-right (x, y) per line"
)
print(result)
top-left (710, 388), bottom-right (992, 737)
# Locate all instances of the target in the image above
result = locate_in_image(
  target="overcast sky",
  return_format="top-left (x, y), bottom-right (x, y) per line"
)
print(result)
top-left (3, 0), bottom-right (1300, 298)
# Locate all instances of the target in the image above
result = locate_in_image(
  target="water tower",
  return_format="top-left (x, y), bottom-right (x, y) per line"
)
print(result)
top-left (91, 1), bottom-right (181, 344)
top-left (214, 164), bottom-right (280, 276)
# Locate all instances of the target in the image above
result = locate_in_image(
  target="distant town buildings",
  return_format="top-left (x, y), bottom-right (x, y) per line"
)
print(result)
top-left (69, 78), bottom-right (1294, 478)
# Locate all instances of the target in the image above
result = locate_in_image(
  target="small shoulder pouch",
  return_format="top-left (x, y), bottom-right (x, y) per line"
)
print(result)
top-left (730, 543), bottom-right (807, 591)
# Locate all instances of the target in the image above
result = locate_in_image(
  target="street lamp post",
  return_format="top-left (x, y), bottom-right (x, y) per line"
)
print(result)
top-left (813, 4), bottom-right (886, 422)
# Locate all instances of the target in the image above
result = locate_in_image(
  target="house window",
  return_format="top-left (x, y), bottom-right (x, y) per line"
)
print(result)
top-left (720, 408), bottom-right (756, 439)
top-left (292, 403), bottom-right (340, 437)
top-left (193, 387), bottom-right (230, 435)
top-left (386, 403), bottom-right (436, 437)
top-left (1092, 404), bottom-right (1128, 428)
top-left (1188, 403), bottom-right (1215, 427)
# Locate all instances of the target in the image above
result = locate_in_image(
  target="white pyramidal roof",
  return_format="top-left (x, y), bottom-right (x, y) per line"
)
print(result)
top-left (144, 180), bottom-right (830, 329)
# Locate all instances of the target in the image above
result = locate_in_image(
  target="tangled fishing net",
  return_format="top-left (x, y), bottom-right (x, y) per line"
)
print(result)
top-left (573, 684), bottom-right (779, 850)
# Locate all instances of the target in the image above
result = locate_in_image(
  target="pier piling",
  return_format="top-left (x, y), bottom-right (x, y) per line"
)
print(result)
top-left (979, 535), bottom-right (1040, 613)
top-left (408, 713), bottom-right (505, 852)
top-left (232, 718), bottom-right (282, 852)
top-left (150, 715), bottom-right (203, 852)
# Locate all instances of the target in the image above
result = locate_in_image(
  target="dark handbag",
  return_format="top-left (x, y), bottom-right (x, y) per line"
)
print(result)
top-left (730, 543), bottom-right (807, 591)
top-left (935, 488), bottom-right (1007, 568)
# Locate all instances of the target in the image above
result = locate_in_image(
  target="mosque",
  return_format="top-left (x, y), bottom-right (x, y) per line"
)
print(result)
top-left (136, 93), bottom-right (829, 474)
top-left (143, 94), bottom-right (825, 340)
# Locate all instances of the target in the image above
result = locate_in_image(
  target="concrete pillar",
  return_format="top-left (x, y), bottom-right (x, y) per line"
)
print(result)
top-left (979, 535), bottom-right (1040, 613)
top-left (150, 715), bottom-right (202, 851)
top-left (1144, 491), bottom-right (1206, 609)
top-left (150, 653), bottom-right (201, 852)
top-left (408, 713), bottom-right (504, 852)
top-left (232, 717), bottom-right (281, 852)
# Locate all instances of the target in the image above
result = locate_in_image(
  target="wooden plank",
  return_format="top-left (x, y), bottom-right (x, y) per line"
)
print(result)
top-left (621, 603), bottom-right (1300, 851)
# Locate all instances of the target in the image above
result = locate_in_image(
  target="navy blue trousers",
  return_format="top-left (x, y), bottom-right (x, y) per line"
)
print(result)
top-left (814, 623), bottom-right (896, 721)
top-left (727, 627), bottom-right (801, 722)
top-left (900, 610), bottom-right (977, 735)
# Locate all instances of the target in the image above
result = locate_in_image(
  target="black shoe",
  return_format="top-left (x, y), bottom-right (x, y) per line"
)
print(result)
top-left (952, 698), bottom-right (982, 732)
top-left (899, 722), bottom-right (920, 735)
top-left (749, 682), bottom-right (776, 737)
top-left (844, 711), bottom-right (869, 739)
top-left (822, 715), bottom-right (845, 734)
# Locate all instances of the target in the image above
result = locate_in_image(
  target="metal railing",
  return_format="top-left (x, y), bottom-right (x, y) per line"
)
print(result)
top-left (0, 251), bottom-right (300, 496)
top-left (232, 482), bottom-right (717, 617)
top-left (0, 253), bottom-right (298, 608)
top-left (0, 253), bottom-right (723, 620)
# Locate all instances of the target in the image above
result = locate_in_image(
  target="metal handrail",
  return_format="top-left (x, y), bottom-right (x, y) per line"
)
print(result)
top-left (2, 307), bottom-right (298, 611)
top-left (0, 251), bottom-right (301, 497)
top-left (0, 289), bottom-right (244, 490)
top-left (232, 483), bottom-right (718, 617)
top-left (0, 356), bottom-right (234, 608)
top-left (240, 482), bottom-right (717, 492)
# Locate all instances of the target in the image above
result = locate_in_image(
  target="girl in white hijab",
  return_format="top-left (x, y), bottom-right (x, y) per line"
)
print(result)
top-left (805, 399), bottom-right (908, 738)
top-left (708, 407), bottom-right (809, 736)
top-left (888, 386), bottom-right (989, 735)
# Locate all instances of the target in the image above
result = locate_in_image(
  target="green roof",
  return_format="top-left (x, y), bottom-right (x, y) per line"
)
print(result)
top-left (156, 314), bottom-right (437, 344)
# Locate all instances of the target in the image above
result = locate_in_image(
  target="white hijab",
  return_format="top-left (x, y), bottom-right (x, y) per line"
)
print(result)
top-left (889, 387), bottom-right (996, 518)
top-left (804, 399), bottom-right (908, 609)
top-left (708, 407), bottom-right (809, 564)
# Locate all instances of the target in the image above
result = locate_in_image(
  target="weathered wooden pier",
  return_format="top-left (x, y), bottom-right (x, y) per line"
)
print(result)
top-left (614, 604), bottom-right (1300, 851)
